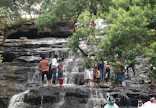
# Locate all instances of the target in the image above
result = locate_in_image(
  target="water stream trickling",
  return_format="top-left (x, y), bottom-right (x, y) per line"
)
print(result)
top-left (6, 38), bottom-right (152, 108)
top-left (8, 90), bottom-right (30, 108)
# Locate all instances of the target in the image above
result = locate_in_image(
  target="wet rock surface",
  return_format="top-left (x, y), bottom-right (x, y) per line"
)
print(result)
top-left (0, 39), bottom-right (155, 108)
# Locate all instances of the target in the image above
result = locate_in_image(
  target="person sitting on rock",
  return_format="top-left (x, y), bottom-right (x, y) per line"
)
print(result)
top-left (104, 96), bottom-right (119, 108)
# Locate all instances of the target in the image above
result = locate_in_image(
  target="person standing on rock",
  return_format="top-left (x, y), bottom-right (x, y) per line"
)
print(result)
top-left (92, 58), bottom-right (99, 87)
top-left (104, 61), bottom-right (111, 83)
top-left (126, 61), bottom-right (136, 81)
top-left (57, 58), bottom-right (64, 87)
top-left (98, 58), bottom-right (105, 85)
top-left (39, 54), bottom-right (51, 86)
top-left (51, 55), bottom-right (58, 87)
top-left (104, 96), bottom-right (119, 108)
top-left (115, 60), bottom-right (124, 86)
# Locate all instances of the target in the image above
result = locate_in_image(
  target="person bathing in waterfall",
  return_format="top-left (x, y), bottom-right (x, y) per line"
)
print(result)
top-left (57, 58), bottom-right (64, 87)
top-left (104, 96), bottom-right (119, 108)
top-left (39, 54), bottom-right (51, 86)
top-left (51, 55), bottom-right (58, 87)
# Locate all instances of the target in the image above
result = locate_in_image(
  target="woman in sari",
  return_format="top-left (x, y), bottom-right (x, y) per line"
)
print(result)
top-left (58, 58), bottom-right (64, 87)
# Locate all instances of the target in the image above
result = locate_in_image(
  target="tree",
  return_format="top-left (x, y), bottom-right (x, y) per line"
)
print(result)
top-left (0, 0), bottom-right (42, 45)
top-left (98, 0), bottom-right (156, 63)
top-left (66, 0), bottom-right (156, 75)
top-left (35, 0), bottom-right (111, 30)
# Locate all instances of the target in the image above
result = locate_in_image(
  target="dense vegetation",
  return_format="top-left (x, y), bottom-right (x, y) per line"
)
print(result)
top-left (35, 0), bottom-right (156, 82)
top-left (0, 0), bottom-right (41, 45)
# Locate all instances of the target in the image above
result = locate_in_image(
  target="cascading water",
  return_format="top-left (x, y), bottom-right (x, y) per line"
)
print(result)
top-left (7, 38), bottom-right (110, 108)
top-left (86, 88), bottom-right (107, 108)
top-left (8, 90), bottom-right (30, 108)
top-left (5, 26), bottom-right (153, 108)
top-left (6, 38), bottom-right (151, 108)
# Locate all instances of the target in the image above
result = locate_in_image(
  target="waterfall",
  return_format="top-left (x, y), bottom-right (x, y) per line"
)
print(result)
top-left (5, 38), bottom-right (151, 108)
top-left (86, 88), bottom-right (107, 108)
top-left (8, 90), bottom-right (30, 108)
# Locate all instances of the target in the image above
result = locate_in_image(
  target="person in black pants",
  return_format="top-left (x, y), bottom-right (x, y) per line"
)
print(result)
top-left (127, 62), bottom-right (136, 80)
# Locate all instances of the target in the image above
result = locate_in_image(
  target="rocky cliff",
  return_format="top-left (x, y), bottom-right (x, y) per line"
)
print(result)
top-left (5, 20), bottom-right (73, 39)
top-left (0, 39), bottom-right (155, 108)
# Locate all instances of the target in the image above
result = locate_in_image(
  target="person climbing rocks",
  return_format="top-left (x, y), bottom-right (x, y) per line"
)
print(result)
top-left (104, 96), bottom-right (119, 108)
top-left (51, 55), bottom-right (58, 87)
top-left (39, 54), bottom-right (51, 86)
top-left (57, 58), bottom-right (64, 87)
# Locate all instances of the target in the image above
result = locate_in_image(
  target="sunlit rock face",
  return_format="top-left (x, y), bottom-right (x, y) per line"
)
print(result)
top-left (0, 38), bottom-right (155, 108)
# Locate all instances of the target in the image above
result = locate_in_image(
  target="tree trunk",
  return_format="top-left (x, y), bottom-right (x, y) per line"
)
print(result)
top-left (77, 45), bottom-right (88, 56)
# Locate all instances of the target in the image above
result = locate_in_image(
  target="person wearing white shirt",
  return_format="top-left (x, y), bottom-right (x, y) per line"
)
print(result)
top-left (51, 55), bottom-right (58, 87)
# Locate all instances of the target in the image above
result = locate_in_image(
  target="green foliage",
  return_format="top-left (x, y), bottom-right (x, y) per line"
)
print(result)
top-left (99, 0), bottom-right (156, 63)
top-left (35, 0), bottom-right (88, 29)
top-left (144, 42), bottom-right (156, 64)
top-left (35, 0), bottom-right (112, 29)
top-left (0, 0), bottom-right (41, 18)
top-left (78, 58), bottom-right (94, 68)
top-left (66, 0), bottom-right (156, 80)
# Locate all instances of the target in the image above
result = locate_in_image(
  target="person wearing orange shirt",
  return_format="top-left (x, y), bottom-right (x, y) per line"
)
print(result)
top-left (39, 54), bottom-right (51, 86)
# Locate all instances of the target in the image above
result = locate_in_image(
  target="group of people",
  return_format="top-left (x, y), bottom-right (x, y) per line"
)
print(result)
top-left (39, 54), bottom-right (64, 87)
top-left (84, 58), bottom-right (136, 87)
top-left (103, 96), bottom-right (156, 108)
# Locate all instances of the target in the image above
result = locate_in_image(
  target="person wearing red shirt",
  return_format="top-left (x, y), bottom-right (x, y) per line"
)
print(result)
top-left (39, 54), bottom-right (51, 86)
